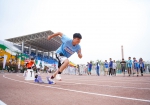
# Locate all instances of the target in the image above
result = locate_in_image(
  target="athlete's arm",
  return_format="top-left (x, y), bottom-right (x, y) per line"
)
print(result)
top-left (32, 63), bottom-right (36, 68)
top-left (78, 49), bottom-right (82, 59)
top-left (47, 32), bottom-right (63, 40)
top-left (26, 63), bottom-right (28, 67)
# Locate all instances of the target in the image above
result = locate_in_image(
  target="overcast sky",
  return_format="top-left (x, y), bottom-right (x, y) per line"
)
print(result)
top-left (0, 0), bottom-right (150, 64)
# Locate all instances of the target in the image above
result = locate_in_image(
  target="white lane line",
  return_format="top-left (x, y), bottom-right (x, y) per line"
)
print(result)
top-left (0, 100), bottom-right (7, 105)
top-left (16, 74), bottom-right (24, 78)
top-left (3, 75), bottom-right (150, 103)
top-left (16, 74), bottom-right (150, 90)
top-left (62, 76), bottom-right (150, 81)
top-left (57, 81), bottom-right (150, 90)
top-left (16, 73), bottom-right (150, 83)
top-left (62, 78), bottom-right (150, 85)
top-left (65, 79), bottom-right (150, 83)
top-left (33, 73), bottom-right (150, 83)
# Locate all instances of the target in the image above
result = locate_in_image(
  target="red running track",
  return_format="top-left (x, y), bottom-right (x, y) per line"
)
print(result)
top-left (0, 73), bottom-right (150, 105)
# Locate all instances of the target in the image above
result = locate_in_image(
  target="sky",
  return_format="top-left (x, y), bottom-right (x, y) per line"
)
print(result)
top-left (0, 0), bottom-right (150, 64)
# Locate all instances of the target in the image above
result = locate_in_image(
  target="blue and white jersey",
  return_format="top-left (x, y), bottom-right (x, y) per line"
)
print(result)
top-left (127, 60), bottom-right (132, 68)
top-left (104, 62), bottom-right (109, 68)
top-left (56, 35), bottom-right (81, 58)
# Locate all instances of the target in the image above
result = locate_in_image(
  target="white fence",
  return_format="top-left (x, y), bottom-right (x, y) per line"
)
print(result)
top-left (63, 65), bottom-right (105, 75)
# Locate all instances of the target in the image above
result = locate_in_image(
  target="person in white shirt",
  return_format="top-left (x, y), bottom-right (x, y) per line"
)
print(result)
top-left (113, 60), bottom-right (117, 76)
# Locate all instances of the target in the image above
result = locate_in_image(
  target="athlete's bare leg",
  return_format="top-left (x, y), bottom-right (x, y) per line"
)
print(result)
top-left (52, 59), bottom-right (69, 78)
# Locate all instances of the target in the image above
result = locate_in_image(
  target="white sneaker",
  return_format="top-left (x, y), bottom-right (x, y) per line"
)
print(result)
top-left (56, 74), bottom-right (62, 81)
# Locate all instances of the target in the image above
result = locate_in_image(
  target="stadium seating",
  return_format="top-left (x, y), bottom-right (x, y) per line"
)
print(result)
top-left (24, 51), bottom-right (58, 64)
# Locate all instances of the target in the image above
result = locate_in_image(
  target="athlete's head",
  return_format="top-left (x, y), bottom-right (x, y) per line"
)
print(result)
top-left (72, 33), bottom-right (82, 45)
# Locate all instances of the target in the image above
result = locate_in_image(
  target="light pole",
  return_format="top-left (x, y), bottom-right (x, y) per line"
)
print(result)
top-left (121, 46), bottom-right (124, 59)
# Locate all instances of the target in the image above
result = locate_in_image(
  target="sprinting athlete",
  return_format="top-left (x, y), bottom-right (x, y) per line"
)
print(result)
top-left (47, 32), bottom-right (82, 82)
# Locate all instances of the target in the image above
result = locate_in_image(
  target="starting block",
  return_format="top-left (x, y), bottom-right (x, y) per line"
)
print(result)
top-left (24, 69), bottom-right (35, 80)
top-left (34, 75), bottom-right (55, 84)
top-left (46, 76), bottom-right (56, 84)
top-left (34, 75), bottom-right (44, 83)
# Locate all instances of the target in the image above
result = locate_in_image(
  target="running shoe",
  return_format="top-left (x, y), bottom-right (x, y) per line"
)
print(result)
top-left (56, 74), bottom-right (62, 81)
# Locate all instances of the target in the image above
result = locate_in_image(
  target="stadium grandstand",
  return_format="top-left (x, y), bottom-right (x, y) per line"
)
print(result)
top-left (6, 30), bottom-right (61, 64)
top-left (0, 30), bottom-right (77, 72)
top-left (0, 30), bottom-right (62, 71)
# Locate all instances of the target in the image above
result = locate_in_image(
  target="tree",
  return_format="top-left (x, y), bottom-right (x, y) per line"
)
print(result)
top-left (90, 60), bottom-right (95, 65)
top-left (116, 60), bottom-right (121, 70)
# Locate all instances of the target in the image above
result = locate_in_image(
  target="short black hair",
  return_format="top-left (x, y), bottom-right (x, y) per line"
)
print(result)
top-left (73, 33), bottom-right (82, 39)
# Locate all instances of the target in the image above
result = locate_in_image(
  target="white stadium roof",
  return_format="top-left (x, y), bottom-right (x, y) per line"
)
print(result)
top-left (6, 30), bottom-right (61, 52)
